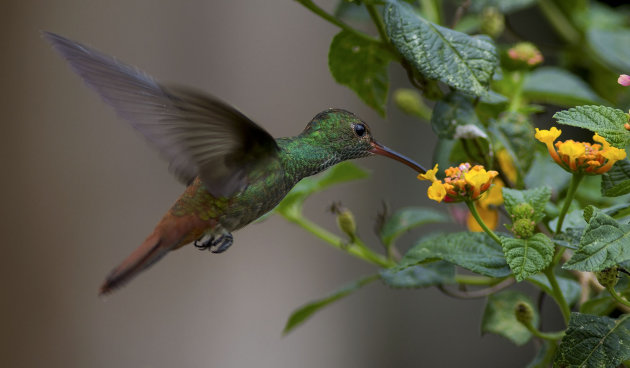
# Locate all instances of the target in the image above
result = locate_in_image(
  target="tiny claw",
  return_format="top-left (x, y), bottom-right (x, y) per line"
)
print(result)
top-left (210, 234), bottom-right (234, 253)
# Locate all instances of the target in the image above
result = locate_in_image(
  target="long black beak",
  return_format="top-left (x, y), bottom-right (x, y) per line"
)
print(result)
top-left (370, 141), bottom-right (426, 174)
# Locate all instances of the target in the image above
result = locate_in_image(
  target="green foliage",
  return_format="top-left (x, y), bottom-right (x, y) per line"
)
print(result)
top-left (379, 207), bottom-right (449, 246)
top-left (431, 92), bottom-right (483, 139)
top-left (402, 232), bottom-right (511, 277)
top-left (290, 0), bottom-right (630, 364)
top-left (502, 186), bottom-right (551, 223)
top-left (522, 67), bottom-right (606, 106)
top-left (380, 261), bottom-right (455, 288)
top-left (488, 112), bottom-right (536, 178)
top-left (384, 0), bottom-right (498, 97)
top-left (602, 159), bottom-right (630, 197)
top-left (500, 234), bottom-right (553, 282)
top-left (283, 274), bottom-right (379, 335)
top-left (564, 208), bottom-right (630, 272)
top-left (527, 273), bottom-right (581, 307)
top-left (553, 105), bottom-right (630, 148)
top-left (556, 313), bottom-right (630, 368)
top-left (587, 29), bottom-right (630, 72)
top-left (481, 290), bottom-right (538, 345)
top-left (329, 30), bottom-right (393, 116)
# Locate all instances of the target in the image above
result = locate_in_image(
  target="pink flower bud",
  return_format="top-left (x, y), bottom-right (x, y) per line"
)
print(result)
top-left (618, 74), bottom-right (630, 86)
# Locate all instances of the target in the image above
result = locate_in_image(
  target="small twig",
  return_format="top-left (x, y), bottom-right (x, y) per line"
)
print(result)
top-left (437, 277), bottom-right (515, 299)
top-left (451, 0), bottom-right (471, 29)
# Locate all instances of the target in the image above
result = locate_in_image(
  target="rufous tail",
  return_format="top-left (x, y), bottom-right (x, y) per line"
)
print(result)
top-left (99, 230), bottom-right (180, 295)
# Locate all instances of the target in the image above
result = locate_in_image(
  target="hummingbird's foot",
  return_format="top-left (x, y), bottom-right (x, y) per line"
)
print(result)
top-left (210, 233), bottom-right (233, 253)
top-left (193, 232), bottom-right (233, 253)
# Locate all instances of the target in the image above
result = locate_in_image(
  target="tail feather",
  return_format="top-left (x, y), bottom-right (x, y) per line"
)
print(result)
top-left (99, 232), bottom-right (179, 295)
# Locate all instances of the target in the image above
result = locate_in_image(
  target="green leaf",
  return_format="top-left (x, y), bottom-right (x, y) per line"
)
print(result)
top-left (502, 186), bottom-right (551, 223)
top-left (384, 0), bottom-right (498, 96)
top-left (329, 30), bottom-right (393, 116)
top-left (602, 160), bottom-right (630, 197)
top-left (588, 28), bottom-right (630, 72)
top-left (500, 234), bottom-right (554, 282)
top-left (553, 105), bottom-right (630, 148)
top-left (526, 340), bottom-right (557, 368)
top-left (524, 151), bottom-right (571, 191)
top-left (564, 209), bottom-right (630, 272)
top-left (488, 112), bottom-right (537, 179)
top-left (431, 92), bottom-right (484, 139)
top-left (402, 232), bottom-right (511, 277)
top-left (283, 274), bottom-right (379, 335)
top-left (522, 67), bottom-right (606, 106)
top-left (481, 290), bottom-right (538, 346)
top-left (469, 0), bottom-right (536, 13)
top-left (580, 294), bottom-right (617, 316)
top-left (549, 208), bottom-right (586, 233)
top-left (380, 261), bottom-right (455, 288)
top-left (380, 207), bottom-right (450, 246)
top-left (527, 273), bottom-right (581, 307)
top-left (555, 313), bottom-right (630, 368)
top-left (274, 162), bottom-right (369, 216)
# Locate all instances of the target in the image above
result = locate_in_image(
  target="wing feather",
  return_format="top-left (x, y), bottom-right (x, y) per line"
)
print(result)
top-left (43, 31), bottom-right (278, 197)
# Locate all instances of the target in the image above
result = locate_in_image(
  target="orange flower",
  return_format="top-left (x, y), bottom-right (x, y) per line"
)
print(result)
top-left (418, 163), bottom-right (498, 203)
top-left (535, 128), bottom-right (627, 174)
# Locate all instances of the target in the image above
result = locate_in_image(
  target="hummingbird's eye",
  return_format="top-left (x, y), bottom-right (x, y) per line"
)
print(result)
top-left (353, 123), bottom-right (366, 137)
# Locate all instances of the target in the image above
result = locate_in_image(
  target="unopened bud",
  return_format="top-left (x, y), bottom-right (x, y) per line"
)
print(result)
top-left (514, 302), bottom-right (534, 325)
top-left (330, 202), bottom-right (357, 243)
top-left (595, 267), bottom-right (619, 288)
top-left (506, 42), bottom-right (543, 69)
top-left (480, 7), bottom-right (505, 38)
top-left (512, 203), bottom-right (535, 220)
top-left (393, 89), bottom-right (429, 120)
top-left (512, 218), bottom-right (535, 239)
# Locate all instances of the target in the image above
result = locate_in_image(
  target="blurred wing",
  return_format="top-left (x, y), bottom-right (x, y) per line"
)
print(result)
top-left (43, 31), bottom-right (279, 197)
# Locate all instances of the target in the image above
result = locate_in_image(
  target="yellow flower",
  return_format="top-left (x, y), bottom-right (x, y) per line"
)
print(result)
top-left (467, 179), bottom-right (504, 232)
top-left (465, 166), bottom-right (493, 199)
top-left (535, 127), bottom-right (626, 174)
top-left (418, 162), bottom-right (498, 203)
top-left (427, 181), bottom-right (447, 202)
top-left (593, 133), bottom-right (610, 149)
top-left (418, 164), bottom-right (439, 182)
top-left (535, 127), bottom-right (562, 165)
top-left (597, 146), bottom-right (627, 173)
top-left (497, 149), bottom-right (517, 183)
top-left (557, 140), bottom-right (585, 171)
top-left (534, 127), bottom-right (562, 144)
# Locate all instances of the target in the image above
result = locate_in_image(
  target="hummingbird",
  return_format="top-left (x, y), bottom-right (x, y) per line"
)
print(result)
top-left (43, 32), bottom-right (426, 295)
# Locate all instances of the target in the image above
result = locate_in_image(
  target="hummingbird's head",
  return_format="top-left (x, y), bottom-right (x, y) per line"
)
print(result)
top-left (303, 109), bottom-right (426, 173)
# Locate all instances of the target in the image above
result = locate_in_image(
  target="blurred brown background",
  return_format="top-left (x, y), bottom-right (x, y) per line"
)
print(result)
top-left (2, 1), bottom-right (535, 367)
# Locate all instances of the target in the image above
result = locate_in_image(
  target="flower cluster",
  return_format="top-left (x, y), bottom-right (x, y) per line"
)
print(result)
top-left (418, 163), bottom-right (498, 203)
top-left (535, 127), bottom-right (626, 174)
top-left (507, 42), bottom-right (543, 67)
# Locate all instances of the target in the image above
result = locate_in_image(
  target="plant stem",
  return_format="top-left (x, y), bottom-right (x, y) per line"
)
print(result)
top-left (283, 213), bottom-right (396, 268)
top-left (543, 267), bottom-right (571, 324)
top-left (607, 285), bottom-right (630, 309)
top-left (295, 0), bottom-right (377, 42)
top-left (522, 320), bottom-right (565, 341)
top-left (455, 274), bottom-right (503, 286)
top-left (437, 277), bottom-right (515, 299)
top-left (555, 173), bottom-right (583, 234)
top-left (366, 4), bottom-right (388, 43)
top-left (536, 0), bottom-right (580, 45)
top-left (507, 71), bottom-right (524, 112)
top-left (465, 200), bottom-right (502, 245)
